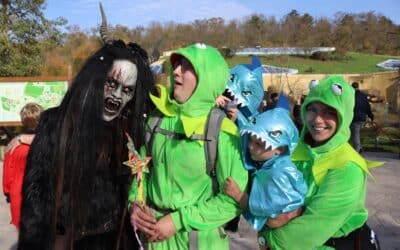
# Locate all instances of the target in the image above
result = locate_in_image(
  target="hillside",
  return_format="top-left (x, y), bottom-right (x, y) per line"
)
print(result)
top-left (226, 52), bottom-right (400, 74)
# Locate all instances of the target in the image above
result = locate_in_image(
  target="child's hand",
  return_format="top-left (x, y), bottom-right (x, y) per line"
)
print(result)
top-left (226, 108), bottom-right (238, 122)
top-left (224, 177), bottom-right (242, 202)
top-left (215, 95), bottom-right (231, 107)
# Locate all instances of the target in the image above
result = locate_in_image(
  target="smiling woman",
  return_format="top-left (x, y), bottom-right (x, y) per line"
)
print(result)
top-left (262, 75), bottom-right (382, 249)
top-left (305, 102), bottom-right (338, 146)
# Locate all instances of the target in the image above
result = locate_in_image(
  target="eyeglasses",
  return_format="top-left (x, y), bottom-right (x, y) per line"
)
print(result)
top-left (172, 57), bottom-right (193, 72)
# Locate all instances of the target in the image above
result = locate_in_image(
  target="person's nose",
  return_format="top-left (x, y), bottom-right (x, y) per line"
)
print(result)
top-left (248, 142), bottom-right (256, 152)
top-left (313, 112), bottom-right (324, 123)
top-left (112, 85), bottom-right (123, 99)
top-left (173, 65), bottom-right (182, 76)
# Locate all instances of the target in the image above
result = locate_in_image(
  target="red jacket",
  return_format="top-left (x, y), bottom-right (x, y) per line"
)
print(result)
top-left (2, 144), bottom-right (30, 228)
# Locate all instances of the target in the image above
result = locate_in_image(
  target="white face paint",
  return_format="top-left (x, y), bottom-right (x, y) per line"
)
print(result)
top-left (103, 60), bottom-right (138, 122)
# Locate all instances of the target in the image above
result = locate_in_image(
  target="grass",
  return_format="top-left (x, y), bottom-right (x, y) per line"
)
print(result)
top-left (360, 126), bottom-right (400, 154)
top-left (226, 52), bottom-right (400, 74)
top-left (362, 140), bottom-right (400, 154)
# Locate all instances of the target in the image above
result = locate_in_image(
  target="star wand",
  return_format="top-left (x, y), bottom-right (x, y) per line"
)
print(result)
top-left (123, 132), bottom-right (151, 249)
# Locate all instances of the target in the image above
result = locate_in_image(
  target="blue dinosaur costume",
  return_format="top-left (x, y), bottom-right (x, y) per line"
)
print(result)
top-left (239, 104), bottom-right (307, 232)
top-left (225, 56), bottom-right (264, 127)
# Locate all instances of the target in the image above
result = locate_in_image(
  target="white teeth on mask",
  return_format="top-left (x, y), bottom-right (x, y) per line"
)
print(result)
top-left (105, 98), bottom-right (121, 112)
top-left (226, 88), bottom-right (243, 105)
top-left (261, 138), bottom-right (267, 146)
top-left (265, 143), bottom-right (272, 150)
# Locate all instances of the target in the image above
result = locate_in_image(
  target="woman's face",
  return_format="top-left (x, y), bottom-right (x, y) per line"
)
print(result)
top-left (305, 102), bottom-right (338, 146)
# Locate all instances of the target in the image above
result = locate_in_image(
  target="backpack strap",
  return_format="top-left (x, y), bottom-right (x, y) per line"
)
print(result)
top-left (145, 111), bottom-right (206, 148)
top-left (145, 110), bottom-right (164, 153)
top-left (204, 108), bottom-right (227, 194)
top-left (145, 107), bottom-right (226, 195)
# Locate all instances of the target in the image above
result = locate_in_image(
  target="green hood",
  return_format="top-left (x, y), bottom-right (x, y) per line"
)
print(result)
top-left (301, 75), bottom-right (355, 152)
top-left (168, 43), bottom-right (229, 117)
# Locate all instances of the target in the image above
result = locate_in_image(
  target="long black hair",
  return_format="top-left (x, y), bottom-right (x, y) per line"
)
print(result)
top-left (52, 40), bottom-right (155, 242)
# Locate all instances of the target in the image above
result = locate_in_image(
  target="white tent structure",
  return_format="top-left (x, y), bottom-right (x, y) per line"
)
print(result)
top-left (376, 59), bottom-right (400, 70)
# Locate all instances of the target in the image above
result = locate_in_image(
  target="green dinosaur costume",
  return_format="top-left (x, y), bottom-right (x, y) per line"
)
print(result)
top-left (262, 75), bottom-right (382, 250)
top-left (129, 44), bottom-right (248, 250)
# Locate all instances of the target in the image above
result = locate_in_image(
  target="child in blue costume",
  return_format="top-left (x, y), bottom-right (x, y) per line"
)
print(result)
top-left (216, 56), bottom-right (264, 128)
top-left (224, 103), bottom-right (307, 236)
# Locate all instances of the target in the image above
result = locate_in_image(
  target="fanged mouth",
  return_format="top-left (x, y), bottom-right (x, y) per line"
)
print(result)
top-left (240, 130), bottom-right (273, 150)
top-left (104, 98), bottom-right (121, 114)
top-left (226, 88), bottom-right (243, 108)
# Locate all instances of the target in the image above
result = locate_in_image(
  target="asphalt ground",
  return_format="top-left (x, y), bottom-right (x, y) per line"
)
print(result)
top-left (1, 151), bottom-right (399, 250)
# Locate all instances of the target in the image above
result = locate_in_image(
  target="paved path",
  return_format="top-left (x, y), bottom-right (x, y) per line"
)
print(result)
top-left (1, 151), bottom-right (399, 249)
top-left (363, 152), bottom-right (400, 250)
top-left (230, 152), bottom-right (400, 249)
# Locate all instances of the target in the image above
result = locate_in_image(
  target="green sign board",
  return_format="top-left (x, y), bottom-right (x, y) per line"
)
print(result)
top-left (0, 81), bottom-right (67, 123)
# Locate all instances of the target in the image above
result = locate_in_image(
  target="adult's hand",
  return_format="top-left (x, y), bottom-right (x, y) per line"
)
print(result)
top-left (6, 134), bottom-right (35, 153)
top-left (130, 202), bottom-right (158, 239)
top-left (266, 207), bottom-right (304, 228)
top-left (6, 136), bottom-right (21, 154)
top-left (149, 214), bottom-right (177, 242)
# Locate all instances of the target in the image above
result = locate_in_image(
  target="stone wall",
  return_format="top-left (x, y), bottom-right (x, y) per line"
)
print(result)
top-left (158, 70), bottom-right (399, 112)
top-left (263, 71), bottom-right (400, 112)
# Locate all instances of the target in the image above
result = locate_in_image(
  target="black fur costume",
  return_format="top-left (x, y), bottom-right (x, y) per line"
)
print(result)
top-left (18, 40), bottom-right (155, 250)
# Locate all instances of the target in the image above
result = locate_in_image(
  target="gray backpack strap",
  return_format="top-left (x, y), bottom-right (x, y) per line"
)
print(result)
top-left (145, 111), bottom-right (189, 151)
top-left (146, 107), bottom-right (226, 195)
top-left (145, 110), bottom-right (163, 153)
top-left (204, 108), bottom-right (226, 194)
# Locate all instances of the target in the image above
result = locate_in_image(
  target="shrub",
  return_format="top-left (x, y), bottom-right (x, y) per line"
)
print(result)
top-left (310, 51), bottom-right (330, 61)
top-left (219, 47), bottom-right (234, 58)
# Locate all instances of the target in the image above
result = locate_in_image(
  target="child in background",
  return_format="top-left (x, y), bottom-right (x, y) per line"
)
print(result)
top-left (224, 106), bottom-right (307, 238)
top-left (292, 94), bottom-right (307, 133)
top-left (215, 55), bottom-right (264, 127)
top-left (2, 102), bottom-right (44, 228)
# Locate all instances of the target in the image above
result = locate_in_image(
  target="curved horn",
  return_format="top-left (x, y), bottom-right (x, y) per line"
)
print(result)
top-left (99, 2), bottom-right (111, 44)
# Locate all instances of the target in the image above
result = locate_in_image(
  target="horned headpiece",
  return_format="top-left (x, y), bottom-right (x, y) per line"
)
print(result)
top-left (99, 2), bottom-right (160, 64)
top-left (99, 2), bottom-right (112, 44)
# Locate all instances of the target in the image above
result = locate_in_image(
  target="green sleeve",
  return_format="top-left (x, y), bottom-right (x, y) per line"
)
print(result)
top-left (264, 163), bottom-right (366, 250)
top-left (170, 133), bottom-right (248, 231)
